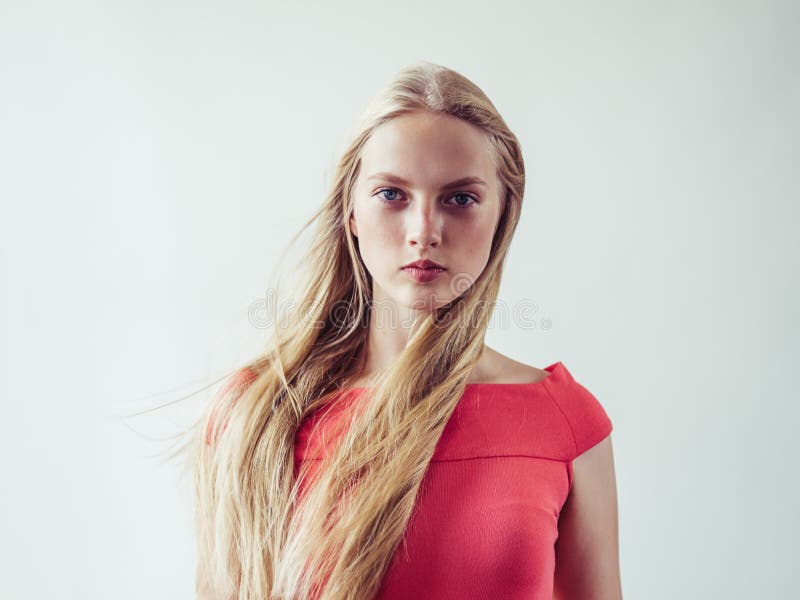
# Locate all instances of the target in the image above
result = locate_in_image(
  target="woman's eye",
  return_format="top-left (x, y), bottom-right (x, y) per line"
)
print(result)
top-left (377, 188), bottom-right (402, 202)
top-left (375, 188), bottom-right (478, 208)
top-left (448, 192), bottom-right (478, 208)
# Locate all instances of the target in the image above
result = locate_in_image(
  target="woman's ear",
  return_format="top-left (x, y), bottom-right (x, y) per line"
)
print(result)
top-left (349, 215), bottom-right (358, 237)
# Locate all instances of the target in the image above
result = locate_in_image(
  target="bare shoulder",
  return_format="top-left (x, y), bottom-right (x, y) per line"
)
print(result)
top-left (470, 345), bottom-right (550, 384)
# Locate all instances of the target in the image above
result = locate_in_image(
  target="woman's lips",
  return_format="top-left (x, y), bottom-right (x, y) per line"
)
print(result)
top-left (401, 266), bottom-right (447, 283)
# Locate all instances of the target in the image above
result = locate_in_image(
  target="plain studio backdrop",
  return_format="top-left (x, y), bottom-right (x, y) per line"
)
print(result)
top-left (1, 1), bottom-right (797, 598)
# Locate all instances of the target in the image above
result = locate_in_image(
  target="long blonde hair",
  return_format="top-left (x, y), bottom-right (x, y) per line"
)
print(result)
top-left (193, 60), bottom-right (526, 599)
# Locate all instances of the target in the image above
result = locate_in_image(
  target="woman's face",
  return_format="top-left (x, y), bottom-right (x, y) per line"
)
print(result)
top-left (350, 109), bottom-right (504, 313)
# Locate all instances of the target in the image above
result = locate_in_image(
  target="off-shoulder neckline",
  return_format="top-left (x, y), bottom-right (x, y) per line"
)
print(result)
top-left (342, 361), bottom-right (564, 392)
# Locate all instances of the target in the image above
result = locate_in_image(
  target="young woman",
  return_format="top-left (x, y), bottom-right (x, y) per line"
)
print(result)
top-left (194, 61), bottom-right (621, 600)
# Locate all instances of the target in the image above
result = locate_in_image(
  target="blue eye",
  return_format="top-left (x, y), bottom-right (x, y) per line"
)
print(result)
top-left (375, 188), bottom-right (478, 208)
top-left (377, 188), bottom-right (402, 203)
top-left (447, 192), bottom-right (478, 208)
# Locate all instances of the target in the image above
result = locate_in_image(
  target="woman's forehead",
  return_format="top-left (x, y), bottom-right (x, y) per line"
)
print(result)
top-left (359, 113), bottom-right (496, 186)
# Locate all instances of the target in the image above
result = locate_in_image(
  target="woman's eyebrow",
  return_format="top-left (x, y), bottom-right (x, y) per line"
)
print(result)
top-left (367, 172), bottom-right (488, 189)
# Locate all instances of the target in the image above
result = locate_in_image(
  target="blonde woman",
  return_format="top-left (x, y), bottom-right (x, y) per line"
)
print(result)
top-left (194, 61), bottom-right (621, 599)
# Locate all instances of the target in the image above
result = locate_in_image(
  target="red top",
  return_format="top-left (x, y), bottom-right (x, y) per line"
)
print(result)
top-left (207, 361), bottom-right (613, 599)
top-left (294, 361), bottom-right (613, 599)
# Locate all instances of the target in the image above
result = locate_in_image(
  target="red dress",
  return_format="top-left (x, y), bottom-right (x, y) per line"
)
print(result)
top-left (207, 361), bottom-right (613, 598)
top-left (294, 361), bottom-right (613, 599)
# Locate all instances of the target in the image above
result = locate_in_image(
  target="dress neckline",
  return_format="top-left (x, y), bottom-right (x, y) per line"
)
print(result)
top-left (342, 361), bottom-right (563, 393)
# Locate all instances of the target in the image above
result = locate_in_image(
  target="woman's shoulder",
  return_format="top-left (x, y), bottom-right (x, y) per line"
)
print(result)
top-left (468, 345), bottom-right (550, 384)
top-left (490, 352), bottom-right (613, 460)
top-left (433, 363), bottom-right (612, 463)
top-left (204, 366), bottom-right (260, 446)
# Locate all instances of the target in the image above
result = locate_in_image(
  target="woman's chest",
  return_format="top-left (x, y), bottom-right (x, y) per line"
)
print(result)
top-left (374, 456), bottom-right (570, 599)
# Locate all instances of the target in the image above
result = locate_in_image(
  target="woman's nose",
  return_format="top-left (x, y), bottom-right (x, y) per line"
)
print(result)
top-left (406, 201), bottom-right (442, 248)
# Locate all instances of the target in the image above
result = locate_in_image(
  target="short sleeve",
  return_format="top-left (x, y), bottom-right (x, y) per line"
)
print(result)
top-left (204, 367), bottom-right (258, 446)
top-left (550, 377), bottom-right (613, 459)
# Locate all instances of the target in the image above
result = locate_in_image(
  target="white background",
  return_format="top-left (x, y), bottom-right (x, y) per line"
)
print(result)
top-left (1, 1), bottom-right (797, 598)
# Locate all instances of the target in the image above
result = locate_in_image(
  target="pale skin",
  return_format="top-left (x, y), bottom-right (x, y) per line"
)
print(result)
top-left (198, 109), bottom-right (622, 598)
